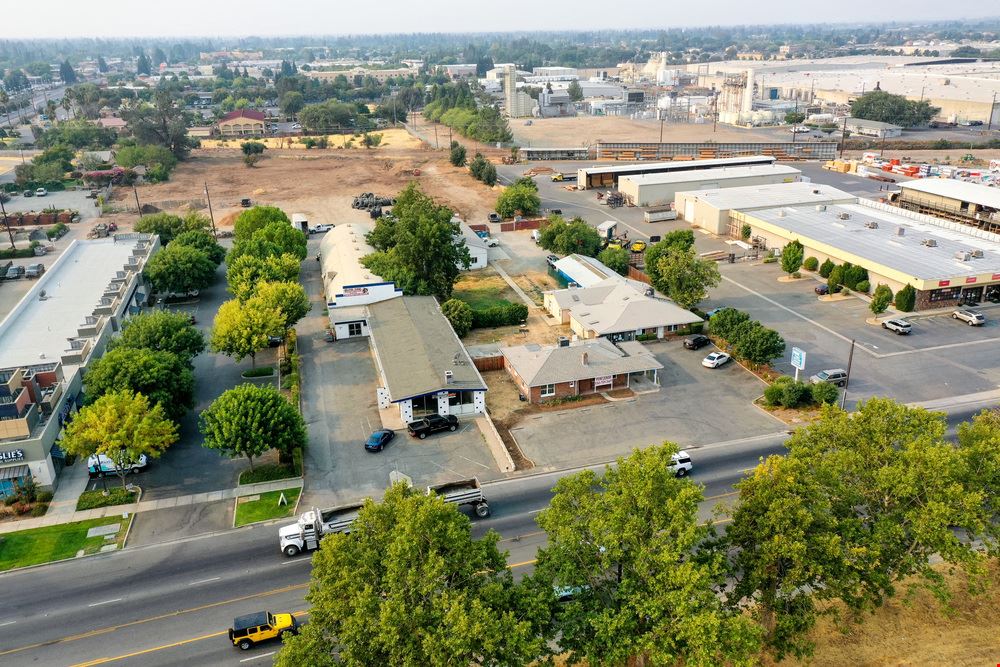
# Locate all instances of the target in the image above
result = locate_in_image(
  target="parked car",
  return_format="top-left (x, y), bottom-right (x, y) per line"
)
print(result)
top-left (484, 236), bottom-right (500, 247)
top-left (546, 254), bottom-right (559, 268)
top-left (309, 224), bottom-right (334, 234)
top-left (649, 235), bottom-right (661, 243)
top-left (364, 429), bottom-right (395, 452)
top-left (671, 450), bottom-right (693, 477)
top-left (228, 611), bottom-right (299, 651)
top-left (267, 335), bottom-right (283, 347)
top-left (291, 123), bottom-right (301, 129)
top-left (240, 198), bottom-right (252, 207)
top-left (809, 368), bottom-right (848, 387)
top-left (407, 414), bottom-right (459, 439)
top-left (629, 240), bottom-right (647, 253)
top-left (814, 284), bottom-right (842, 295)
top-left (702, 351), bottom-right (731, 368)
top-left (683, 334), bottom-right (710, 350)
top-left (5, 265), bottom-right (24, 280)
top-left (87, 453), bottom-right (148, 477)
top-left (789, 126), bottom-right (810, 133)
top-left (488, 212), bottom-right (501, 223)
top-left (22, 189), bottom-right (33, 198)
top-left (35, 188), bottom-right (47, 197)
top-left (531, 229), bottom-right (541, 244)
top-left (953, 309), bottom-right (985, 326)
top-left (24, 263), bottom-right (45, 279)
top-left (704, 307), bottom-right (726, 318)
top-left (882, 319), bottom-right (912, 335)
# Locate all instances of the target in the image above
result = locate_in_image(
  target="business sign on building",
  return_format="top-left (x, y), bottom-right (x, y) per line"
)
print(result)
top-left (0, 449), bottom-right (25, 463)
top-left (342, 287), bottom-right (371, 297)
top-left (594, 375), bottom-right (613, 388)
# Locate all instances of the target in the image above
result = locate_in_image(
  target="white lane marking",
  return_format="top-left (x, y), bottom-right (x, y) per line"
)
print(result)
top-left (187, 576), bottom-right (221, 586)
top-left (0, 620), bottom-right (16, 627)
top-left (240, 651), bottom-right (276, 663)
top-left (281, 558), bottom-right (309, 565)
top-left (87, 598), bottom-right (122, 607)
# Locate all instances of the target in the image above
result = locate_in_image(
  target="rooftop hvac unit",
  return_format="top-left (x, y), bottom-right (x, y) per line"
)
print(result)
top-left (864, 221), bottom-right (879, 229)
top-left (558, 336), bottom-right (570, 347)
top-left (444, 370), bottom-right (454, 383)
top-left (971, 249), bottom-right (984, 258)
top-left (895, 226), bottom-right (905, 236)
top-left (837, 212), bottom-right (851, 220)
top-left (922, 238), bottom-right (937, 247)
top-left (954, 251), bottom-right (970, 261)
top-left (813, 189), bottom-right (821, 195)
top-left (815, 204), bottom-right (827, 211)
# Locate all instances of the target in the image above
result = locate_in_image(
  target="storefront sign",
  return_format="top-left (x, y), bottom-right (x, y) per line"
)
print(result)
top-left (966, 277), bottom-right (978, 284)
top-left (594, 375), bottom-right (613, 388)
top-left (0, 449), bottom-right (25, 463)
top-left (342, 287), bottom-right (370, 297)
top-left (992, 273), bottom-right (1000, 281)
top-left (938, 280), bottom-right (951, 287)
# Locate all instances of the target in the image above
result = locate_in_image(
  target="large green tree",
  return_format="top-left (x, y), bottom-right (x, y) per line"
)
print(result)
top-left (172, 230), bottom-right (226, 266)
top-left (780, 239), bottom-right (804, 276)
top-left (361, 183), bottom-right (470, 300)
top-left (538, 216), bottom-right (603, 257)
top-left (109, 310), bottom-right (206, 364)
top-left (597, 246), bottom-right (629, 275)
top-left (135, 211), bottom-right (208, 244)
top-left (200, 384), bottom-right (306, 471)
top-left (849, 90), bottom-right (940, 127)
top-left (61, 390), bottom-right (178, 489)
top-left (226, 253), bottom-right (302, 302)
top-left (495, 183), bottom-right (540, 218)
top-left (248, 281), bottom-right (311, 334)
top-left (652, 248), bottom-right (721, 310)
top-left (84, 347), bottom-right (194, 420)
top-left (144, 243), bottom-right (217, 295)
top-left (732, 321), bottom-right (786, 367)
top-left (210, 299), bottom-right (284, 368)
top-left (248, 221), bottom-right (307, 260)
top-left (537, 444), bottom-right (761, 666)
top-left (440, 298), bottom-right (473, 337)
top-left (234, 205), bottom-right (291, 240)
top-left (644, 230), bottom-right (695, 286)
top-left (276, 483), bottom-right (551, 667)
top-left (121, 90), bottom-right (191, 158)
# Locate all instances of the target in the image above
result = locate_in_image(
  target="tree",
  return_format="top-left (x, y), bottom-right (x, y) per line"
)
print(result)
top-left (136, 53), bottom-right (152, 76)
top-left (708, 307), bottom-right (750, 342)
top-left (826, 265), bottom-right (844, 292)
top-left (234, 205), bottom-right (291, 240)
top-left (732, 323), bottom-right (785, 367)
top-left (850, 90), bottom-right (939, 127)
top-left (279, 91), bottom-right (305, 117)
top-left (249, 281), bottom-right (311, 334)
top-left (241, 141), bottom-right (266, 156)
top-left (895, 283), bottom-right (916, 312)
top-left (201, 384), bottom-right (306, 471)
top-left (210, 299), bottom-right (284, 368)
top-left (818, 258), bottom-right (835, 278)
top-left (276, 483), bottom-right (550, 667)
top-left (956, 409), bottom-right (1000, 536)
top-left (97, 56), bottom-right (108, 73)
top-left (441, 298), bottom-right (473, 337)
top-left (468, 153), bottom-right (496, 186)
top-left (449, 141), bottom-right (467, 167)
top-left (784, 110), bottom-right (806, 125)
top-left (227, 253), bottom-right (302, 302)
top-left (536, 444), bottom-right (761, 667)
top-left (597, 246), bottom-right (629, 275)
top-left (135, 212), bottom-right (185, 244)
top-left (59, 60), bottom-right (77, 84)
top-left (121, 91), bottom-right (191, 158)
top-left (115, 144), bottom-right (178, 174)
top-left (172, 230), bottom-right (226, 266)
top-left (567, 79), bottom-right (584, 102)
top-left (144, 244), bottom-right (217, 295)
top-left (251, 222), bottom-right (308, 260)
top-left (870, 283), bottom-right (893, 316)
top-left (652, 248), bottom-right (721, 311)
top-left (61, 390), bottom-right (178, 489)
top-left (495, 183), bottom-right (540, 218)
top-left (109, 310), bottom-right (205, 364)
top-left (360, 184), bottom-right (470, 300)
top-left (780, 239), bottom-right (804, 276)
top-left (644, 231), bottom-right (695, 285)
top-left (84, 348), bottom-right (194, 420)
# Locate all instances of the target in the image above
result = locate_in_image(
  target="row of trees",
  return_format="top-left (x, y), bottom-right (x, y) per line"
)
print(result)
top-left (277, 399), bottom-right (1000, 666)
top-left (422, 82), bottom-right (512, 144)
top-left (709, 307), bottom-right (786, 368)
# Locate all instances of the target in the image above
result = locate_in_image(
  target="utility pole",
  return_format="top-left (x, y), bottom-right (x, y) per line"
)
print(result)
top-left (204, 182), bottom-right (217, 238)
top-left (133, 185), bottom-right (142, 218)
top-left (839, 115), bottom-right (848, 159)
top-left (433, 124), bottom-right (438, 149)
top-left (840, 338), bottom-right (856, 410)
top-left (0, 196), bottom-right (14, 249)
top-left (988, 91), bottom-right (997, 132)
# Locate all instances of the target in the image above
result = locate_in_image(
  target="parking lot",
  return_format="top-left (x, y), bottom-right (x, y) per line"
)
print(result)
top-left (512, 339), bottom-right (784, 471)
top-left (2, 188), bottom-right (100, 220)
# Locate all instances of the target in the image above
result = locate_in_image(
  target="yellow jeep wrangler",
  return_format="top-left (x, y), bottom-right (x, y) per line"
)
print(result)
top-left (228, 611), bottom-right (299, 650)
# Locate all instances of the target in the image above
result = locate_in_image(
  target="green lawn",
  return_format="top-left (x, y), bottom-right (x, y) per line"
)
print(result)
top-left (0, 517), bottom-right (129, 572)
top-left (76, 488), bottom-right (138, 511)
top-left (235, 488), bottom-right (301, 527)
top-left (452, 275), bottom-right (517, 310)
top-left (238, 463), bottom-right (299, 485)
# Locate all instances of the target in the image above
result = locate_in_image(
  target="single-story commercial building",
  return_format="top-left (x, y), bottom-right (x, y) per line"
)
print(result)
top-left (845, 117), bottom-right (903, 138)
top-left (576, 155), bottom-right (776, 190)
top-left (893, 178), bottom-right (1000, 234)
top-left (552, 254), bottom-right (620, 288)
top-left (675, 182), bottom-right (856, 235)
top-left (458, 221), bottom-right (488, 270)
top-left (502, 338), bottom-right (662, 403)
top-left (0, 235), bottom-right (159, 494)
top-left (544, 279), bottom-right (702, 342)
top-left (733, 198), bottom-right (1000, 309)
top-left (318, 223), bottom-right (403, 340)
top-left (620, 164), bottom-right (802, 207)
top-left (368, 296), bottom-right (486, 422)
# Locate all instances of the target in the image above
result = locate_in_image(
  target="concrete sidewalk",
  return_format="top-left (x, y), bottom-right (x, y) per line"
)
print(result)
top-left (0, 478), bottom-right (303, 534)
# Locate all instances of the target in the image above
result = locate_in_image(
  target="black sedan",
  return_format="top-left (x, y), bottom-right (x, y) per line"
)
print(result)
top-left (815, 284), bottom-right (842, 295)
top-left (683, 334), bottom-right (710, 350)
top-left (364, 429), bottom-right (395, 452)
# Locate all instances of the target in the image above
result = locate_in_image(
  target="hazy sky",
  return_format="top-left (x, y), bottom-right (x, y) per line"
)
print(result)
top-left (7, 1), bottom-right (996, 38)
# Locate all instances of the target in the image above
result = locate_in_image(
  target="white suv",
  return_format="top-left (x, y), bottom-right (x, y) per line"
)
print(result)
top-left (953, 309), bottom-right (985, 326)
top-left (671, 451), bottom-right (693, 477)
top-left (882, 319), bottom-right (912, 335)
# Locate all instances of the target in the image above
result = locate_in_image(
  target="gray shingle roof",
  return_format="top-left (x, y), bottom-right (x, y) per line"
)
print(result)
top-left (502, 338), bottom-right (663, 387)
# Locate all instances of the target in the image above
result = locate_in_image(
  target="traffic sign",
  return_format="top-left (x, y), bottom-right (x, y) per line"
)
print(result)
top-left (791, 347), bottom-right (806, 370)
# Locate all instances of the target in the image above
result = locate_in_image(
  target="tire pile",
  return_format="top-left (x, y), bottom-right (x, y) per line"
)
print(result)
top-left (606, 192), bottom-right (625, 208)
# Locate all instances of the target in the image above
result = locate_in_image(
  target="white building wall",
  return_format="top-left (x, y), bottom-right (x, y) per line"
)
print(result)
top-left (624, 172), bottom-right (801, 207)
top-left (333, 321), bottom-right (370, 339)
top-left (329, 282), bottom-right (402, 308)
top-left (398, 399), bottom-right (413, 423)
top-left (466, 246), bottom-right (488, 270)
top-left (436, 392), bottom-right (450, 415)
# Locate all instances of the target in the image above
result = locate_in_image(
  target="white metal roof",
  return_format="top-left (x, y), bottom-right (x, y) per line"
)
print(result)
top-left (621, 164), bottom-right (800, 187)
top-left (900, 179), bottom-right (1000, 210)
top-left (577, 155), bottom-right (775, 177)
top-left (676, 182), bottom-right (856, 211)
top-left (318, 223), bottom-right (387, 297)
top-left (552, 254), bottom-right (619, 288)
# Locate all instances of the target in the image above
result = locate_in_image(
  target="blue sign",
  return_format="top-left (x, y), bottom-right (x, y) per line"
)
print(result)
top-left (791, 347), bottom-right (806, 370)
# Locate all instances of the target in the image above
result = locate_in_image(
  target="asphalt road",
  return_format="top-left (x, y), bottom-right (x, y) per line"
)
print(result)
top-left (0, 401), bottom-right (990, 666)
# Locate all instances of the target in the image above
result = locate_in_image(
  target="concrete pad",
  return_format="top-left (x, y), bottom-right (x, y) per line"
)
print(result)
top-left (127, 501), bottom-right (233, 546)
top-left (86, 523), bottom-right (121, 538)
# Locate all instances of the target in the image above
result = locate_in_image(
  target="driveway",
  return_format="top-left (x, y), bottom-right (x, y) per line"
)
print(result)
top-left (512, 340), bottom-right (784, 471)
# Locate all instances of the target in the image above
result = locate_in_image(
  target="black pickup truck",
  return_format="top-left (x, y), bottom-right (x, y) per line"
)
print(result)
top-left (407, 414), bottom-right (459, 439)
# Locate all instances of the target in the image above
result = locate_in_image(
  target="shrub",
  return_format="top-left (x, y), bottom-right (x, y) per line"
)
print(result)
top-left (763, 382), bottom-right (785, 407)
top-left (471, 302), bottom-right (528, 328)
top-left (791, 271), bottom-right (801, 279)
top-left (870, 283), bottom-right (893, 315)
top-left (827, 265), bottom-right (844, 291)
top-left (803, 256), bottom-right (819, 272)
top-left (856, 280), bottom-right (870, 293)
top-left (441, 298), bottom-right (474, 337)
top-left (780, 380), bottom-right (812, 408)
top-left (811, 381), bottom-right (840, 405)
top-left (843, 263), bottom-right (868, 290)
top-left (13, 501), bottom-right (31, 515)
top-left (316, 136), bottom-right (329, 149)
top-left (741, 224), bottom-right (752, 240)
top-left (76, 488), bottom-right (138, 511)
top-left (239, 463), bottom-right (297, 485)
top-left (895, 283), bottom-right (916, 312)
top-left (30, 503), bottom-right (48, 517)
top-left (819, 258), bottom-right (835, 278)
top-left (36, 490), bottom-right (54, 503)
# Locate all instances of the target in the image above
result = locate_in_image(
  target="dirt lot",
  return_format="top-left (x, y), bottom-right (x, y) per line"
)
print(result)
top-left (844, 148), bottom-right (1000, 167)
top-left (200, 128), bottom-right (425, 151)
top-left (511, 116), bottom-right (786, 147)
top-left (112, 145), bottom-right (500, 231)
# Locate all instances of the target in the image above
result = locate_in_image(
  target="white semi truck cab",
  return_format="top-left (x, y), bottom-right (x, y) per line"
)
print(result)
top-left (279, 502), bottom-right (364, 556)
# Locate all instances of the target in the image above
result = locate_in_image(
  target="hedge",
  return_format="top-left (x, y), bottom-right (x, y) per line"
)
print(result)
top-left (471, 302), bottom-right (529, 329)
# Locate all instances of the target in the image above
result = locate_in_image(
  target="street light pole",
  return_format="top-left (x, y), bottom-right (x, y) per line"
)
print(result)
top-left (0, 196), bottom-right (15, 249)
top-left (204, 182), bottom-right (217, 239)
top-left (988, 91), bottom-right (997, 132)
top-left (840, 338), bottom-right (856, 410)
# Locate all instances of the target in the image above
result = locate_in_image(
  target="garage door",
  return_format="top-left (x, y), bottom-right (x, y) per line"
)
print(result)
top-left (684, 200), bottom-right (695, 221)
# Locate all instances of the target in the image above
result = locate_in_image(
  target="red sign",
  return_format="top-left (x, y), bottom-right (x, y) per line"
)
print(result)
top-left (992, 273), bottom-right (1000, 281)
top-left (938, 280), bottom-right (950, 287)
top-left (966, 276), bottom-right (978, 284)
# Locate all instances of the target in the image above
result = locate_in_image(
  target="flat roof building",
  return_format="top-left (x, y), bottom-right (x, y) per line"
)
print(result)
top-left (675, 182), bottom-right (856, 235)
top-left (894, 178), bottom-right (1000, 234)
top-left (845, 117), bottom-right (902, 139)
top-left (552, 254), bottom-right (619, 288)
top-left (576, 155), bottom-right (776, 190)
top-left (620, 164), bottom-right (802, 207)
top-left (733, 198), bottom-right (1000, 309)
top-left (368, 296), bottom-right (486, 423)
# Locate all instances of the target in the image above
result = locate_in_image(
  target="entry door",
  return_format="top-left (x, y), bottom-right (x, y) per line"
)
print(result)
top-left (963, 286), bottom-right (984, 304)
top-left (684, 200), bottom-right (695, 221)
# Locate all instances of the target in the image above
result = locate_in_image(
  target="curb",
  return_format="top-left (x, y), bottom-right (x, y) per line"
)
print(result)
top-left (120, 485), bottom-right (143, 548)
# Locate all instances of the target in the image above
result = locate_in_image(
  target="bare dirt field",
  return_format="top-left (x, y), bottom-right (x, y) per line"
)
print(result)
top-left (511, 116), bottom-right (786, 147)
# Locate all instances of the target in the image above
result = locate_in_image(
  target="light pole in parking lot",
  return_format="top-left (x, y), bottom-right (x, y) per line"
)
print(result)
top-left (840, 338), bottom-right (856, 410)
top-left (0, 196), bottom-right (14, 249)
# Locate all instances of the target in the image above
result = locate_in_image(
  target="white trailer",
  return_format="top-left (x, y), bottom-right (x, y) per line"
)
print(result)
top-left (279, 502), bottom-right (364, 556)
top-left (427, 478), bottom-right (491, 518)
top-left (644, 208), bottom-right (677, 223)
top-left (596, 220), bottom-right (618, 240)
top-left (291, 213), bottom-right (309, 234)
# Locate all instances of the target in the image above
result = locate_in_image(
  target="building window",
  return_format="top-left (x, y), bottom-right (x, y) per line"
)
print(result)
top-left (539, 384), bottom-right (555, 398)
top-left (348, 322), bottom-right (362, 336)
top-left (929, 286), bottom-right (961, 303)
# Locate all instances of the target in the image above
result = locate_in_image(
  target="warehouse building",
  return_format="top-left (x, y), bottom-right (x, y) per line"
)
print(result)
top-left (845, 117), bottom-right (902, 139)
top-left (620, 164), bottom-right (802, 207)
top-left (576, 155), bottom-right (776, 190)
top-left (368, 296), bottom-right (486, 423)
top-left (892, 179), bottom-right (1000, 234)
top-left (675, 182), bottom-right (856, 235)
top-left (733, 199), bottom-right (1000, 309)
top-left (0, 235), bottom-right (159, 494)
top-left (318, 223), bottom-right (403, 340)
top-left (502, 338), bottom-right (662, 404)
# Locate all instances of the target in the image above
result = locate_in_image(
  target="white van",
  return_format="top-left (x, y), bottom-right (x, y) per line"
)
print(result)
top-left (87, 453), bottom-right (148, 477)
top-left (531, 229), bottom-right (541, 244)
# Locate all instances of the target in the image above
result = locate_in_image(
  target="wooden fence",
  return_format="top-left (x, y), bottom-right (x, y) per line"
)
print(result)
top-left (473, 355), bottom-right (505, 372)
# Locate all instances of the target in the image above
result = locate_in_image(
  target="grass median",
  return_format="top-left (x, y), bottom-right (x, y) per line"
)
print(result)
top-left (234, 487), bottom-right (301, 527)
top-left (0, 517), bottom-right (129, 571)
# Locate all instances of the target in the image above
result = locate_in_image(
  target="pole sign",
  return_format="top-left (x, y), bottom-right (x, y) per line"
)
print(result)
top-left (790, 347), bottom-right (806, 371)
